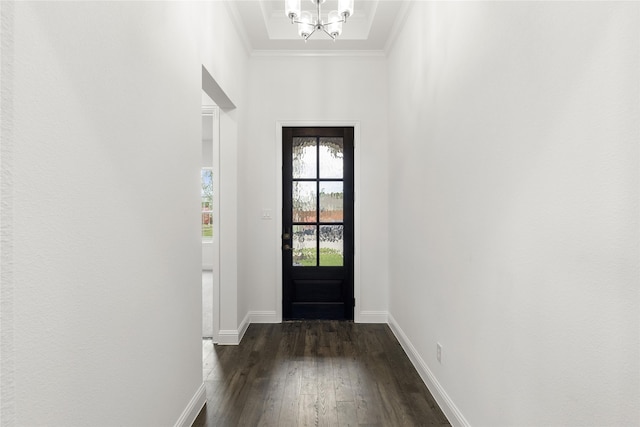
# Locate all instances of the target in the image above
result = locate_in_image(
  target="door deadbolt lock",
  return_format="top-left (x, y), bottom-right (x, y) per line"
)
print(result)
top-left (283, 233), bottom-right (291, 240)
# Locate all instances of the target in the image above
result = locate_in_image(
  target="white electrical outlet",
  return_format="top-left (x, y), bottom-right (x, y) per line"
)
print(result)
top-left (437, 342), bottom-right (442, 363)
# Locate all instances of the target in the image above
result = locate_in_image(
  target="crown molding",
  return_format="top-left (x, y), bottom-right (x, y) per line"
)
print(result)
top-left (251, 49), bottom-right (387, 58)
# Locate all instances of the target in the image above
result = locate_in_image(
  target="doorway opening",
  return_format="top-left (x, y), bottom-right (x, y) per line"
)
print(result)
top-left (201, 93), bottom-right (220, 342)
top-left (282, 127), bottom-right (355, 320)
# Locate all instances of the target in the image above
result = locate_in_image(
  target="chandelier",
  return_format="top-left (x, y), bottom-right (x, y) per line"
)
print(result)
top-left (285, 0), bottom-right (355, 41)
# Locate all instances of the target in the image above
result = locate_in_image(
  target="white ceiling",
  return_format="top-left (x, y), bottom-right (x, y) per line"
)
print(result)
top-left (229, 0), bottom-right (410, 54)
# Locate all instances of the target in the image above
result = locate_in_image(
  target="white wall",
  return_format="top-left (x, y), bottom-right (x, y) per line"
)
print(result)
top-left (387, 2), bottom-right (639, 426)
top-left (198, 3), bottom-right (246, 113)
top-left (1, 1), bottom-right (245, 425)
top-left (240, 55), bottom-right (390, 323)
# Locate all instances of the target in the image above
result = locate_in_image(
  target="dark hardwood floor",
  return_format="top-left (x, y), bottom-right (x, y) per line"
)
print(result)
top-left (194, 321), bottom-right (450, 426)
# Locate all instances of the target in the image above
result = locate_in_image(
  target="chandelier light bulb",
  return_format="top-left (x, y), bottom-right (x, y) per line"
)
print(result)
top-left (285, 0), bottom-right (301, 21)
top-left (327, 10), bottom-right (343, 38)
top-left (338, 0), bottom-right (354, 20)
top-left (297, 11), bottom-right (314, 38)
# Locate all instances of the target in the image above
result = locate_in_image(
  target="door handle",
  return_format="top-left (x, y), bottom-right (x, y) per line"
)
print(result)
top-left (283, 228), bottom-right (292, 251)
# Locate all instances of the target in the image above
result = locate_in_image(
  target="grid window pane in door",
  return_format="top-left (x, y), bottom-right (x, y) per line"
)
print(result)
top-left (293, 138), bottom-right (317, 179)
top-left (319, 138), bottom-right (343, 178)
top-left (293, 182), bottom-right (316, 223)
top-left (291, 135), bottom-right (344, 267)
top-left (320, 225), bottom-right (344, 266)
top-left (293, 225), bottom-right (317, 266)
top-left (319, 181), bottom-right (343, 223)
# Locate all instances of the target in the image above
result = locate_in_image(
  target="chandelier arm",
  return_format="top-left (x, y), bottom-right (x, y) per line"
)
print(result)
top-left (322, 27), bottom-right (336, 40)
top-left (304, 28), bottom-right (317, 41)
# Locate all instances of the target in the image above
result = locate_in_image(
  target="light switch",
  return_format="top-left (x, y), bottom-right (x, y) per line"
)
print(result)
top-left (261, 209), bottom-right (272, 220)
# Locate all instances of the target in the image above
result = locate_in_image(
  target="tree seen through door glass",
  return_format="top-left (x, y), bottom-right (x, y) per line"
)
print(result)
top-left (319, 138), bottom-right (343, 178)
top-left (319, 181), bottom-right (343, 223)
top-left (292, 138), bottom-right (317, 179)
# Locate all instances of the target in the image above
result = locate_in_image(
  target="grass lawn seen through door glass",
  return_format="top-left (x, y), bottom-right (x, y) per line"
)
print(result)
top-left (297, 248), bottom-right (343, 267)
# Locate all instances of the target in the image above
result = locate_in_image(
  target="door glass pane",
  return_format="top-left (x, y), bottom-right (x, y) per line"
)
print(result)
top-left (293, 225), bottom-right (317, 267)
top-left (319, 181), bottom-right (343, 222)
top-left (201, 168), bottom-right (213, 239)
top-left (293, 138), bottom-right (317, 179)
top-left (319, 225), bottom-right (343, 266)
top-left (319, 138), bottom-right (343, 179)
top-left (293, 181), bottom-right (317, 223)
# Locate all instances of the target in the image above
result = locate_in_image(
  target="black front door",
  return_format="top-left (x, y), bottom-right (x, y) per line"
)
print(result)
top-left (282, 127), bottom-right (354, 320)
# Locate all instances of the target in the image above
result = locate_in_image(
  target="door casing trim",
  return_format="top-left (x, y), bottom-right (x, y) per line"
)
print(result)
top-left (275, 121), bottom-right (361, 322)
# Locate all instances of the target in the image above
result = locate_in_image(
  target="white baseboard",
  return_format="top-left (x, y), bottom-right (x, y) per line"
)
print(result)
top-left (387, 314), bottom-right (469, 427)
top-left (238, 311), bottom-right (250, 342)
top-left (217, 312), bottom-right (251, 345)
top-left (250, 310), bottom-right (279, 323)
top-left (357, 310), bottom-right (388, 323)
top-left (217, 329), bottom-right (240, 345)
top-left (174, 383), bottom-right (206, 427)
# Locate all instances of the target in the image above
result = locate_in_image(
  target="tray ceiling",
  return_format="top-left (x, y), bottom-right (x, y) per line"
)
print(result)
top-left (229, 0), bottom-right (410, 54)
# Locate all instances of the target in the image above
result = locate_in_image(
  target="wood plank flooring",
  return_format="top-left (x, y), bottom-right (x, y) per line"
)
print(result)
top-left (193, 321), bottom-right (450, 427)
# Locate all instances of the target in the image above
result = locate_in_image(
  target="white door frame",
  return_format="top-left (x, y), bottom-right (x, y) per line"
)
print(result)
top-left (202, 106), bottom-right (221, 342)
top-left (274, 121), bottom-right (362, 322)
